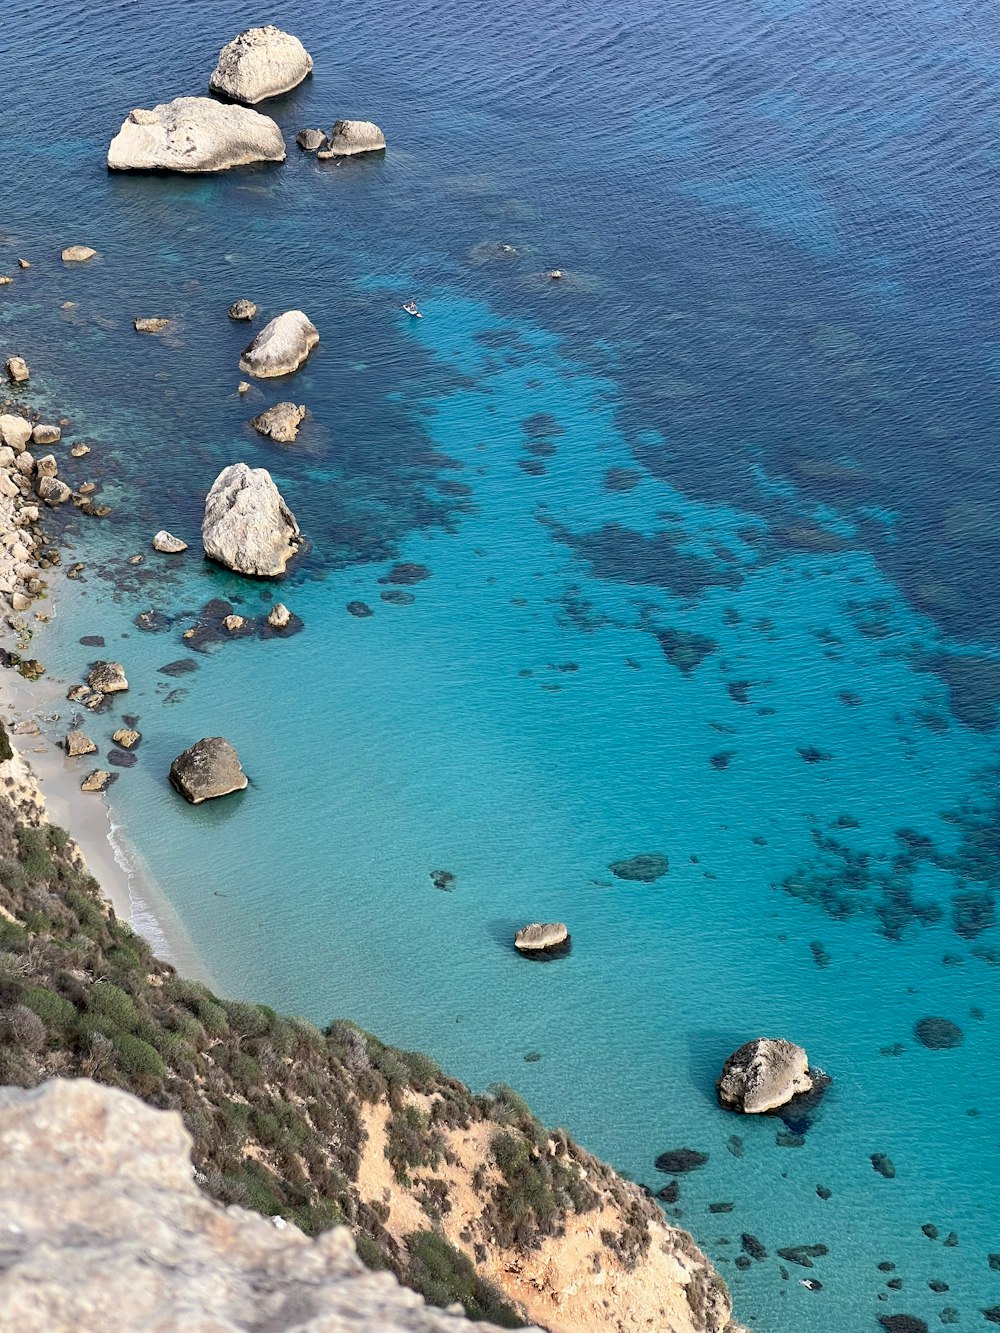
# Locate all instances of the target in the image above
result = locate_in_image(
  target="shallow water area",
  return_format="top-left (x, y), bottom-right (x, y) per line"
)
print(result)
top-left (5, 0), bottom-right (1000, 1329)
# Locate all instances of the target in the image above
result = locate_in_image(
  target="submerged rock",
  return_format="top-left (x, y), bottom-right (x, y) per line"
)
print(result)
top-left (169, 737), bottom-right (248, 803)
top-left (228, 299), bottom-right (257, 321)
top-left (717, 1038), bottom-right (813, 1114)
top-left (878, 1318), bottom-right (928, 1333)
top-left (914, 1017), bottom-right (964, 1049)
top-left (608, 853), bottom-right (668, 883)
top-left (251, 401), bottom-right (306, 442)
top-left (318, 120), bottom-right (386, 158)
top-left (209, 26), bottom-right (313, 104)
top-left (654, 1149), bottom-right (708, 1174)
top-left (87, 661), bottom-right (128, 694)
top-left (152, 530), bottom-right (187, 553)
top-left (202, 462), bottom-right (300, 577)
top-left (134, 317), bottom-right (170, 333)
top-left (514, 922), bottom-right (569, 954)
top-left (108, 97), bottom-right (285, 172)
top-left (240, 310), bottom-right (319, 378)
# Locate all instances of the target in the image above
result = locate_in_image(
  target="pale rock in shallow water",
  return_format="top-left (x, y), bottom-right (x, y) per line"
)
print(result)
top-left (318, 119), bottom-right (386, 158)
top-left (0, 1079), bottom-right (526, 1332)
top-left (267, 602), bottom-right (291, 628)
top-left (209, 26), bottom-right (313, 104)
top-left (34, 454), bottom-right (58, 479)
top-left (80, 770), bottom-right (112, 793)
top-left (5, 357), bottom-right (29, 384)
top-left (251, 401), bottom-right (306, 442)
top-left (37, 477), bottom-right (71, 506)
top-left (717, 1037), bottom-right (813, 1114)
top-left (134, 317), bottom-right (171, 333)
top-left (107, 97), bottom-right (285, 173)
top-left (87, 661), bottom-right (128, 694)
top-left (32, 423), bottom-right (61, 445)
top-left (64, 730), bottom-right (97, 757)
top-left (69, 441), bottom-right (90, 458)
top-left (223, 614), bottom-right (246, 632)
top-left (514, 922), bottom-right (569, 953)
top-left (152, 530), bottom-right (188, 553)
top-left (61, 245), bottom-right (97, 262)
top-left (0, 415), bottom-right (32, 451)
top-left (202, 462), bottom-right (300, 577)
top-left (296, 127), bottom-right (328, 151)
top-left (169, 736), bottom-right (248, 802)
top-left (240, 310), bottom-right (318, 378)
top-left (228, 298), bottom-right (257, 321)
top-left (112, 728), bottom-right (141, 749)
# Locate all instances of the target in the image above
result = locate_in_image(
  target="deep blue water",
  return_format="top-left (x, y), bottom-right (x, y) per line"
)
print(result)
top-left (4, 1), bottom-right (1000, 1329)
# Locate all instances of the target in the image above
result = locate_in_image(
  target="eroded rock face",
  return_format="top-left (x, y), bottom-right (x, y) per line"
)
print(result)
top-left (87, 661), bottom-right (128, 694)
top-left (210, 26), bottom-right (314, 104)
top-left (717, 1038), bottom-right (813, 1114)
top-left (32, 424), bottom-right (61, 445)
top-left (169, 736), bottom-right (248, 803)
top-left (134, 317), bottom-right (171, 333)
top-left (152, 530), bottom-right (188, 553)
top-left (296, 127), bottom-right (327, 152)
top-left (318, 119), bottom-right (386, 157)
top-left (0, 415), bottom-right (32, 451)
top-left (64, 730), bottom-right (97, 757)
top-left (268, 602), bottom-right (291, 628)
top-left (202, 462), bottom-right (300, 577)
top-left (5, 357), bottom-right (29, 384)
top-left (0, 1079), bottom-right (517, 1332)
top-left (240, 310), bottom-right (319, 378)
top-left (228, 298), bottom-right (257, 321)
top-left (252, 401), bottom-right (306, 442)
top-left (108, 97), bottom-right (285, 173)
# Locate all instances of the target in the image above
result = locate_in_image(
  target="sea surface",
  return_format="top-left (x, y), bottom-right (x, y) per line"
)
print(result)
top-left (4, 1), bottom-right (1000, 1328)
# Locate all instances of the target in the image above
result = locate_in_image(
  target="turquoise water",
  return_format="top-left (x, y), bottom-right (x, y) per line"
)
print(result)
top-left (5, 1), bottom-right (1000, 1329)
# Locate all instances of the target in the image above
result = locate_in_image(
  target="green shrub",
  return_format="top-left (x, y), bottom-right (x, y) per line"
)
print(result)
top-left (355, 1233), bottom-right (391, 1271)
top-left (89, 982), bottom-right (141, 1032)
top-left (406, 1231), bottom-right (523, 1327)
top-left (22, 986), bottom-right (76, 1029)
top-left (196, 999), bottom-right (230, 1037)
top-left (400, 1048), bottom-right (442, 1090)
top-left (223, 1001), bottom-right (271, 1038)
top-left (0, 720), bottom-right (12, 764)
top-left (46, 826), bottom-right (70, 854)
top-left (114, 1033), bottom-right (165, 1081)
top-left (16, 827), bottom-right (53, 880)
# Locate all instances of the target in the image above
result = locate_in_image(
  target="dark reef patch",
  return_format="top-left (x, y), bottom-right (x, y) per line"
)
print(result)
top-left (710, 751), bottom-right (736, 770)
top-left (878, 1318), bottom-right (927, 1333)
top-left (380, 563), bottom-right (431, 586)
top-left (380, 589), bottom-right (416, 606)
top-left (914, 1017), bottom-right (963, 1049)
top-left (923, 652), bottom-right (1000, 731)
top-left (603, 467), bottom-right (642, 493)
top-left (655, 628), bottom-right (718, 675)
top-left (554, 521), bottom-right (739, 599)
top-left (608, 853), bottom-right (668, 883)
top-left (157, 658), bottom-right (198, 676)
top-left (654, 1149), bottom-right (708, 1174)
top-left (346, 601), bottom-right (373, 618)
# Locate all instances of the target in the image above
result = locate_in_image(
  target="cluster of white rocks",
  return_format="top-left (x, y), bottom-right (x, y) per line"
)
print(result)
top-left (107, 27), bottom-right (386, 173)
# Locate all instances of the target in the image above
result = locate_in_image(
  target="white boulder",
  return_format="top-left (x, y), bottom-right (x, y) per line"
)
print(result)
top-left (209, 26), bottom-right (313, 104)
top-left (716, 1038), bottom-right (813, 1114)
top-left (108, 97), bottom-right (285, 173)
top-left (318, 120), bottom-right (386, 158)
top-left (239, 310), bottom-right (318, 378)
top-left (202, 462), bottom-right (300, 577)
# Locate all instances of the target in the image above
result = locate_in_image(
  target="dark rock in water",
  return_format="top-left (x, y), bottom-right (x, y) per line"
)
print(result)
top-left (708, 1202), bottom-right (733, 1213)
top-left (800, 1278), bottom-right (822, 1291)
top-left (939, 1310), bottom-right (958, 1326)
top-left (79, 635), bottom-right (105, 647)
top-left (107, 748), bottom-right (137, 768)
top-left (871, 1153), bottom-right (896, 1179)
top-left (346, 601), bottom-right (373, 618)
top-left (603, 466), bottom-right (641, 493)
top-left (921, 1224), bottom-right (939, 1240)
top-left (135, 610), bottom-right (172, 633)
top-left (169, 737), bottom-right (248, 804)
top-left (816, 1184), bottom-right (831, 1200)
top-left (655, 1149), bottom-right (708, 1174)
top-left (380, 589), bottom-right (416, 605)
top-left (877, 1262), bottom-right (896, 1272)
top-left (928, 1280), bottom-right (949, 1293)
top-left (741, 1234), bottom-right (767, 1261)
top-left (158, 658), bottom-right (198, 676)
top-left (943, 1231), bottom-right (958, 1247)
top-left (380, 562), bottom-right (430, 586)
top-left (734, 1255), bottom-right (751, 1271)
top-left (430, 869), bottom-right (455, 891)
top-left (798, 746), bottom-right (832, 764)
top-left (982, 1307), bottom-right (1000, 1325)
top-left (727, 1135), bottom-right (744, 1158)
top-left (880, 1043), bottom-right (905, 1058)
top-left (655, 1180), bottom-right (679, 1203)
top-left (878, 1319), bottom-right (927, 1333)
top-left (608, 852), bottom-right (668, 883)
top-left (989, 1254), bottom-right (1000, 1271)
top-left (523, 1051), bottom-right (541, 1063)
top-left (809, 940), bottom-right (831, 968)
top-left (886, 1277), bottom-right (903, 1288)
top-left (776, 1130), bottom-right (805, 1148)
top-left (656, 627), bottom-right (718, 675)
top-left (915, 1016), bottom-right (964, 1049)
top-left (776, 1244), bottom-right (827, 1268)
top-left (710, 750), bottom-right (736, 770)
top-left (951, 889), bottom-right (995, 939)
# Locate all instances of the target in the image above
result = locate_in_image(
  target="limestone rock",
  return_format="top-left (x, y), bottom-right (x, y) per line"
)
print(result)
top-left (223, 614), bottom-right (246, 632)
top-left (5, 357), bottom-right (29, 384)
top-left (237, 381), bottom-right (252, 394)
top-left (81, 770), bottom-right (112, 793)
top-left (717, 1038), bottom-right (813, 1114)
top-left (69, 441), bottom-right (91, 458)
top-left (152, 530), bottom-right (188, 553)
top-left (228, 299), bottom-right (257, 321)
top-left (202, 462), bottom-right (300, 577)
top-left (35, 454), bottom-right (58, 479)
top-left (64, 730), bottom-right (97, 757)
top-left (37, 477), bottom-right (71, 506)
top-left (318, 119), bottom-right (386, 158)
top-left (514, 922), bottom-right (569, 953)
top-left (32, 424), bottom-right (61, 445)
top-left (240, 310), bottom-right (318, 378)
top-left (112, 728), bottom-right (141, 749)
top-left (134, 317), bottom-right (171, 333)
top-left (0, 1079), bottom-right (526, 1333)
top-left (0, 415), bottom-right (32, 451)
top-left (169, 736), bottom-right (248, 803)
top-left (61, 245), bottom-right (97, 262)
top-left (267, 602), bottom-right (291, 628)
top-left (209, 26), bottom-right (313, 104)
top-left (87, 661), bottom-right (128, 694)
top-left (108, 97), bottom-right (285, 173)
top-left (251, 401), bottom-right (306, 442)
top-left (296, 127), bottom-right (328, 152)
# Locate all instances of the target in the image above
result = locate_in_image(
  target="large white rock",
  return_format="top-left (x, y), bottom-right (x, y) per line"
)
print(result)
top-left (0, 415), bottom-right (32, 451)
top-left (209, 25), bottom-right (314, 104)
top-left (716, 1037), bottom-right (813, 1114)
top-left (108, 97), bottom-right (285, 172)
top-left (318, 119), bottom-right (387, 158)
top-left (169, 737), bottom-right (248, 803)
top-left (202, 462), bottom-right (300, 576)
top-left (514, 922), bottom-right (569, 953)
top-left (240, 310), bottom-right (318, 378)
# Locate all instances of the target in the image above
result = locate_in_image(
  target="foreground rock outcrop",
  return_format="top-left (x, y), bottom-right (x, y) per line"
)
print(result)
top-left (210, 25), bottom-right (314, 104)
top-left (202, 462), bottom-right (301, 576)
top-left (0, 1079), bottom-right (520, 1333)
top-left (240, 310), bottom-right (319, 378)
top-left (108, 97), bottom-right (285, 172)
top-left (717, 1038), bottom-right (813, 1114)
top-left (169, 736), bottom-right (248, 803)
